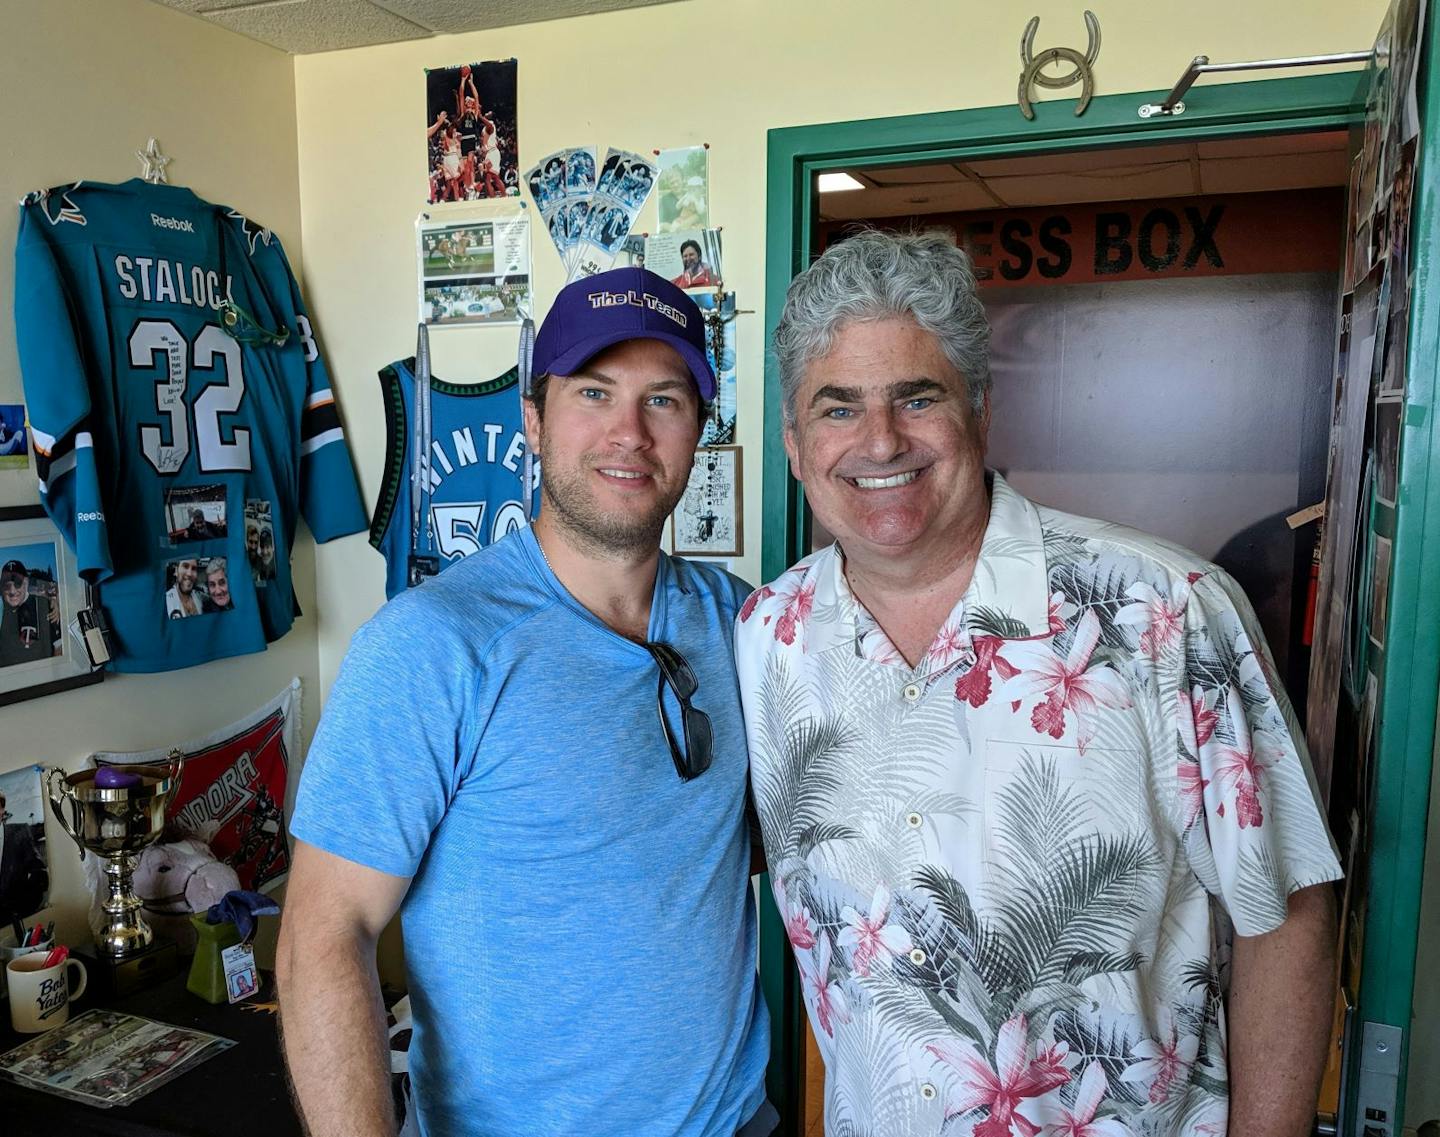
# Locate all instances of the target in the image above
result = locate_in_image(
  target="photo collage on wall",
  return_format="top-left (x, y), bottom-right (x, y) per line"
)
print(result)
top-left (1306, 0), bottom-right (1425, 1005)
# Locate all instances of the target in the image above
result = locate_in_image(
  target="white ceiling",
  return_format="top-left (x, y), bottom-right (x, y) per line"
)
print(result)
top-left (146, 0), bottom-right (683, 54)
top-left (819, 130), bottom-right (1352, 220)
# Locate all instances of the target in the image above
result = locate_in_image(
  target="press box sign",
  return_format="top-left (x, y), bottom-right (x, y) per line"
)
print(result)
top-left (825, 188), bottom-right (1342, 287)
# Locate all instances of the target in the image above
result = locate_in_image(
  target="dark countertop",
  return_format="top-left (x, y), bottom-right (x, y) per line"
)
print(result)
top-left (0, 966), bottom-right (301, 1137)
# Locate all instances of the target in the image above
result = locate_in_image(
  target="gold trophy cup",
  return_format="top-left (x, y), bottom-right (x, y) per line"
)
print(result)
top-left (46, 751), bottom-right (184, 958)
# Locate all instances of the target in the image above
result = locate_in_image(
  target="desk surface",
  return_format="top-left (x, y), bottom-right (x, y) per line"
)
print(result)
top-left (0, 969), bottom-right (302, 1137)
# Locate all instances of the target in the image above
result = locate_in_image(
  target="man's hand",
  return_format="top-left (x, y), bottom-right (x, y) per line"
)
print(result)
top-left (276, 840), bottom-right (410, 1137)
top-left (1227, 882), bottom-right (1337, 1137)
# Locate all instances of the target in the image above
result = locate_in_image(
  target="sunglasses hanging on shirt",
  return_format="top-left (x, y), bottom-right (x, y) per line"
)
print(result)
top-left (642, 641), bottom-right (713, 782)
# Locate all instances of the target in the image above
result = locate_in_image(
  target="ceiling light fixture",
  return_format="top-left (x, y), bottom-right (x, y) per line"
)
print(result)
top-left (818, 172), bottom-right (865, 193)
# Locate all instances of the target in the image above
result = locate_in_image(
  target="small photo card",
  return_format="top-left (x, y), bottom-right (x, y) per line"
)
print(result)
top-left (672, 446), bottom-right (743, 559)
top-left (222, 942), bottom-right (260, 1004)
top-left (0, 405), bottom-right (29, 471)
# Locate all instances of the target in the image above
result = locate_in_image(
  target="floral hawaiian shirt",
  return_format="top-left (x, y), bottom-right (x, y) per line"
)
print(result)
top-left (735, 473), bottom-right (1341, 1137)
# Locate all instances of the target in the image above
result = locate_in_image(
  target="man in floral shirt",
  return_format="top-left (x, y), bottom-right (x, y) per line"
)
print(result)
top-left (737, 232), bottom-right (1340, 1137)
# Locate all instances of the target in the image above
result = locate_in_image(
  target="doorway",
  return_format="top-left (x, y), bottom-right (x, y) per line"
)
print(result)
top-left (801, 130), bottom-right (1348, 1135)
top-left (756, 71), bottom-right (1386, 1137)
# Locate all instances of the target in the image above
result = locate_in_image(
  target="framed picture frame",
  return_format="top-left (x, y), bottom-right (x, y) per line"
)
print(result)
top-left (671, 446), bottom-right (743, 559)
top-left (0, 505), bottom-right (103, 707)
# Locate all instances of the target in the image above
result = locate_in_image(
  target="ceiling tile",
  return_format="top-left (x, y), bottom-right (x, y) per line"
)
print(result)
top-left (1198, 151), bottom-right (1351, 194)
top-left (966, 142), bottom-right (1196, 178)
top-left (146, 0), bottom-right (686, 51)
top-left (379, 0), bottom-right (679, 33)
top-left (1195, 130), bottom-right (1350, 160)
top-left (155, 0), bottom-right (265, 10)
top-left (202, 0), bottom-right (430, 53)
top-left (988, 165), bottom-right (1195, 207)
top-left (819, 182), bottom-right (996, 221)
top-left (862, 163), bottom-right (969, 187)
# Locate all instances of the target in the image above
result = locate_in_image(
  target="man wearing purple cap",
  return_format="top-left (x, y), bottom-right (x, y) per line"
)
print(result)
top-left (280, 268), bottom-right (773, 1137)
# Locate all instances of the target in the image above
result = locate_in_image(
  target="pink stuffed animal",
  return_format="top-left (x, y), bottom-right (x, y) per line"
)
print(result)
top-left (132, 835), bottom-right (241, 951)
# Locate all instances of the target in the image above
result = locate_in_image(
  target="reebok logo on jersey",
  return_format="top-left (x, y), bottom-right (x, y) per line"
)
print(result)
top-left (150, 213), bottom-right (195, 233)
top-left (77, 510), bottom-right (105, 523)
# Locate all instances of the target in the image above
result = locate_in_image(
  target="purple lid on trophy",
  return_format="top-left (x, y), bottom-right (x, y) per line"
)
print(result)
top-left (94, 767), bottom-right (143, 789)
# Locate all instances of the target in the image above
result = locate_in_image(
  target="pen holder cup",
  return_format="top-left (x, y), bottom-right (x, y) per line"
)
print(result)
top-left (186, 915), bottom-right (241, 1005)
top-left (0, 935), bottom-right (54, 1004)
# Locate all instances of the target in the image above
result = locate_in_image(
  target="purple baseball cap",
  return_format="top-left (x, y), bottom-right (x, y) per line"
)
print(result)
top-left (533, 267), bottom-right (715, 401)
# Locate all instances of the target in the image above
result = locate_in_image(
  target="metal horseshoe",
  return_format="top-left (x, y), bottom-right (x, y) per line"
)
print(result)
top-left (1018, 11), bottom-right (1101, 120)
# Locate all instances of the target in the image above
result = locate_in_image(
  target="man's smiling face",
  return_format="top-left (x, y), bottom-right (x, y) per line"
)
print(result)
top-left (785, 316), bottom-right (989, 565)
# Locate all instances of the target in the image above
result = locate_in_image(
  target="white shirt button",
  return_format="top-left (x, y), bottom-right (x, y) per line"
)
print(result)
top-left (905, 811), bottom-right (923, 829)
top-left (902, 683), bottom-right (921, 702)
top-left (920, 1082), bottom-right (937, 1100)
top-left (909, 948), bottom-right (927, 966)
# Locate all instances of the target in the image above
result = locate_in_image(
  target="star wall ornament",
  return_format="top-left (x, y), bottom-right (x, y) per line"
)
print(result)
top-left (137, 138), bottom-right (172, 184)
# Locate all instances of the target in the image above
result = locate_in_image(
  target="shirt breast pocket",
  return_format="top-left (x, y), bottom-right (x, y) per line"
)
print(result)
top-left (980, 738), bottom-right (1151, 914)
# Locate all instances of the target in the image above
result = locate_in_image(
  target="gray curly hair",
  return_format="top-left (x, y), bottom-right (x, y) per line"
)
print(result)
top-left (774, 230), bottom-right (991, 424)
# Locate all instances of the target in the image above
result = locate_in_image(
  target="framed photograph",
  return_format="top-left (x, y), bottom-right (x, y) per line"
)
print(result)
top-left (656, 145), bottom-right (709, 233)
top-left (0, 506), bottom-right (103, 707)
top-left (418, 213), bottom-right (532, 326)
top-left (1368, 535), bottom-right (1393, 650)
top-left (672, 446), bottom-right (743, 558)
top-left (0, 405), bottom-right (29, 471)
top-left (645, 228), bottom-right (722, 291)
top-left (0, 765), bottom-right (50, 927)
top-left (424, 60), bottom-right (520, 204)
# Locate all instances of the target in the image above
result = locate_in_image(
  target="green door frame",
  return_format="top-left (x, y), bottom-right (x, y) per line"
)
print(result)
top-left (757, 66), bottom-right (1436, 1133)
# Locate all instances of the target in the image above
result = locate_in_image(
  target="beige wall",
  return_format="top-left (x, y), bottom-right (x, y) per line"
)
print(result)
top-left (5, 0), bottom-right (1420, 1083)
top-left (289, 0), bottom-right (1388, 993)
top-left (0, 0), bottom-right (315, 949)
top-left (292, 0), bottom-right (1388, 694)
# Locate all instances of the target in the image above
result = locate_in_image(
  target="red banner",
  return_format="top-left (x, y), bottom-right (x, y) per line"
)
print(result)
top-left (94, 682), bottom-right (300, 893)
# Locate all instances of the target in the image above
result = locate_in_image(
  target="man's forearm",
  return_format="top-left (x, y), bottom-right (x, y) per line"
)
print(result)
top-left (277, 928), bottom-right (396, 1137)
top-left (1227, 883), bottom-right (1337, 1137)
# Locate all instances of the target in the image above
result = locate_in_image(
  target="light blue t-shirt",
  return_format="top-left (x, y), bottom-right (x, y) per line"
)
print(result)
top-left (291, 527), bottom-right (770, 1137)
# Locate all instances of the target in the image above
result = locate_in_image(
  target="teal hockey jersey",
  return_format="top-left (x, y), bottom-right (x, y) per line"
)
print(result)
top-left (14, 179), bottom-right (367, 672)
top-left (369, 358), bottom-right (536, 601)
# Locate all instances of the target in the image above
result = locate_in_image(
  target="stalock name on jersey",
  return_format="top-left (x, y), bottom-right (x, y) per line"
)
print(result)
top-left (113, 255), bottom-right (234, 311)
top-left (424, 422), bottom-right (538, 492)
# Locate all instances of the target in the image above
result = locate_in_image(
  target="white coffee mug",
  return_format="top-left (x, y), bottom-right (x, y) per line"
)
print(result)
top-left (0, 936), bottom-right (53, 1004)
top-left (7, 952), bottom-right (87, 1033)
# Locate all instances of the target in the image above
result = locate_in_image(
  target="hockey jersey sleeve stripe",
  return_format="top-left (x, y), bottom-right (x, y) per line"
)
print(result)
top-left (300, 400), bottom-right (342, 442)
top-left (38, 449), bottom-right (78, 492)
top-left (30, 425), bottom-right (58, 455)
top-left (304, 389), bottom-right (335, 411)
top-left (300, 427), bottom-right (345, 457)
top-left (33, 429), bottom-right (89, 486)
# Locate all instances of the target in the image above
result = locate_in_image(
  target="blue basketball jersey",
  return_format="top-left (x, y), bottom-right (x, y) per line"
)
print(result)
top-left (14, 178), bottom-right (367, 673)
top-left (369, 358), bottom-right (537, 600)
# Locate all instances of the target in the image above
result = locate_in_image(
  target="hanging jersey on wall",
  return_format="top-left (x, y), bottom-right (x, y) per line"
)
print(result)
top-left (369, 358), bottom-right (536, 600)
top-left (14, 178), bottom-right (367, 673)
